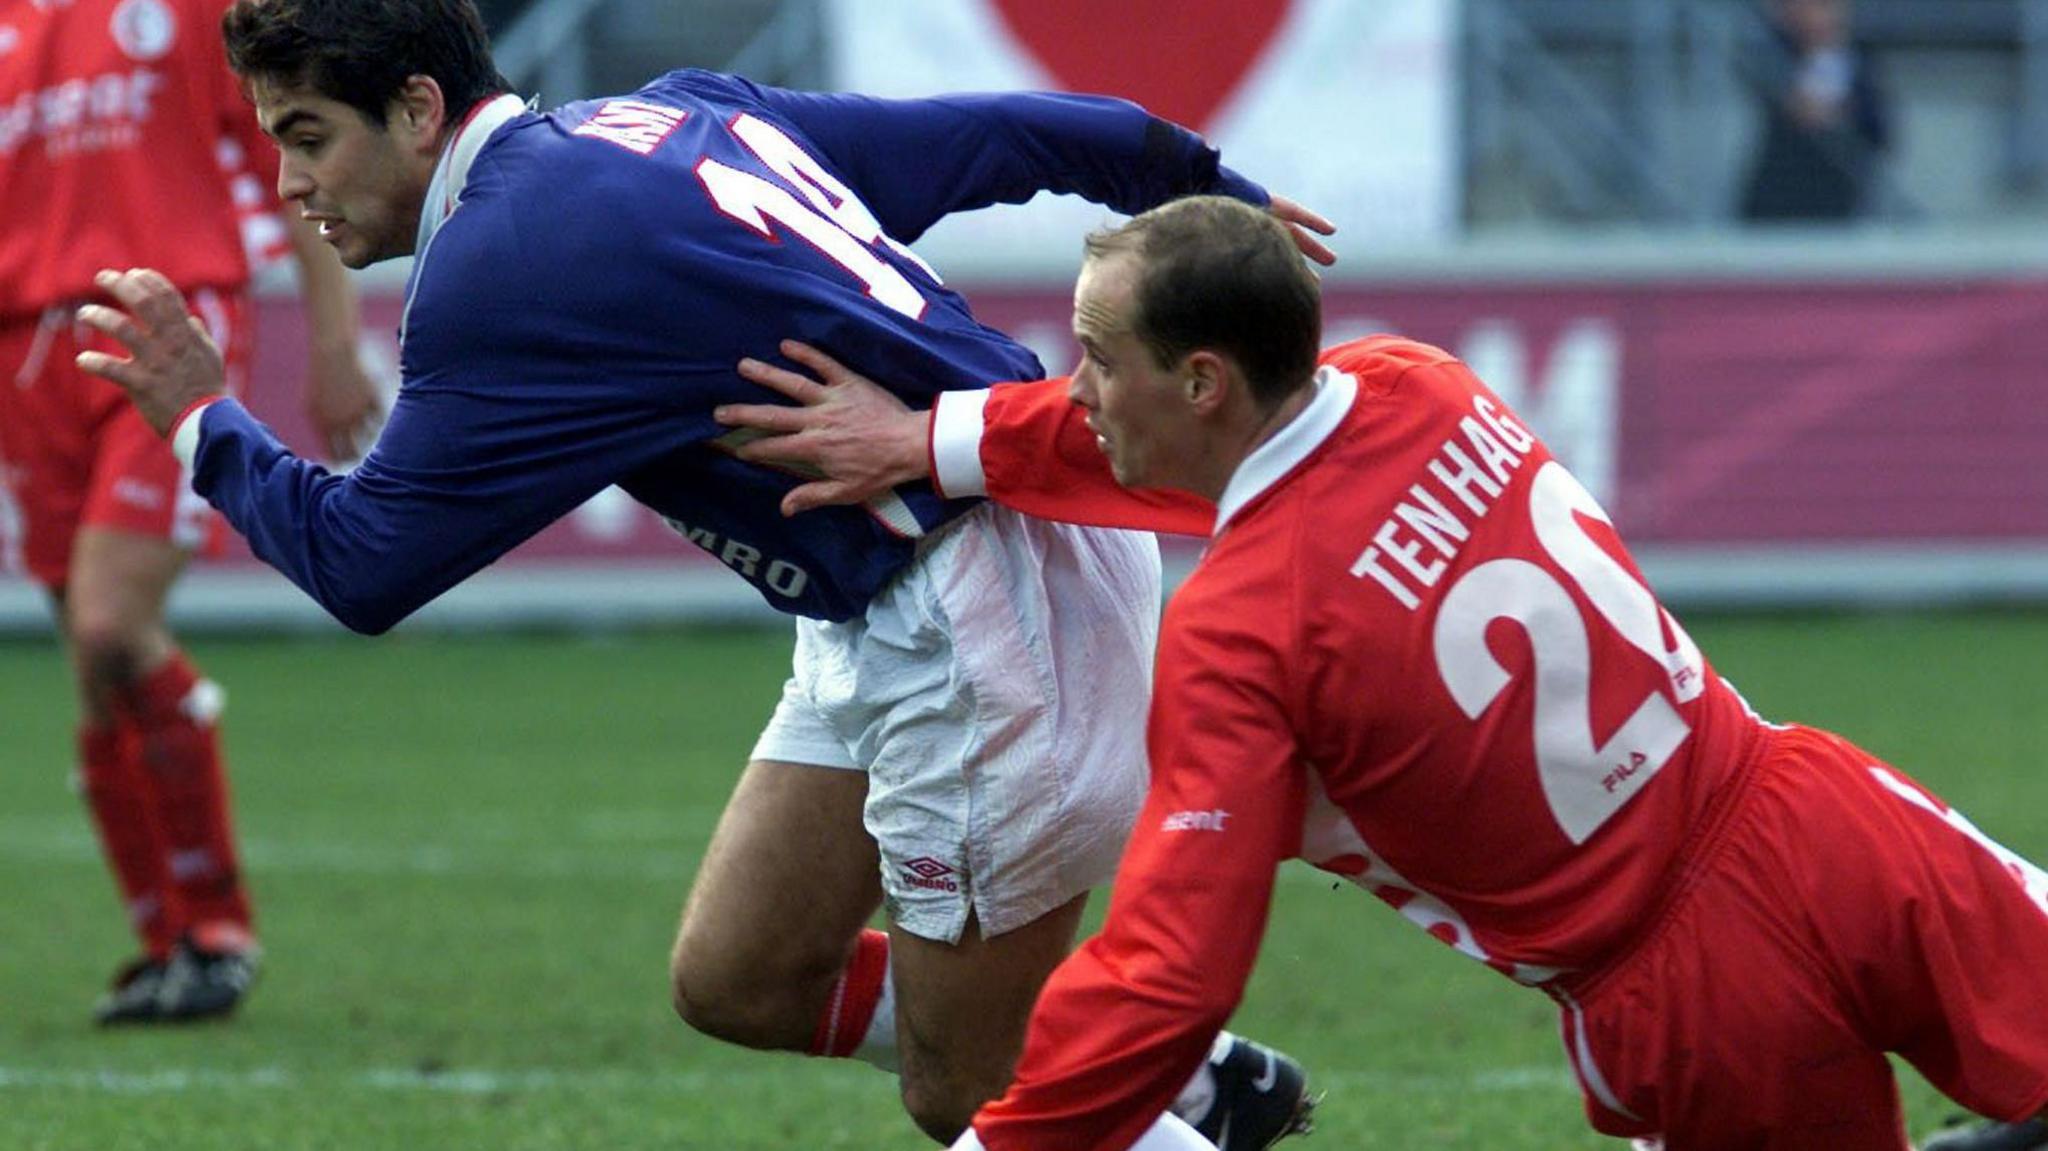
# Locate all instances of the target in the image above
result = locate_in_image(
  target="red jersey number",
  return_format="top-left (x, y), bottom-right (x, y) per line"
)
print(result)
top-left (1434, 462), bottom-right (1704, 844)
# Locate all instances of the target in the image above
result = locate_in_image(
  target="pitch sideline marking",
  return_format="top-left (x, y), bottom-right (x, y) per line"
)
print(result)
top-left (0, 1063), bottom-right (1575, 1096)
top-left (0, 818), bottom-right (1370, 891)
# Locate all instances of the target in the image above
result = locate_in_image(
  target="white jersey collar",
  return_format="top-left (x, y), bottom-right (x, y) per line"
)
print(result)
top-left (414, 93), bottom-right (531, 254)
top-left (1212, 366), bottom-right (1358, 535)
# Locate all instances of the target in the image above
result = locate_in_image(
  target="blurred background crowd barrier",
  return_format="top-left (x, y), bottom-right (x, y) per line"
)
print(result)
top-left (6, 0), bottom-right (2041, 631)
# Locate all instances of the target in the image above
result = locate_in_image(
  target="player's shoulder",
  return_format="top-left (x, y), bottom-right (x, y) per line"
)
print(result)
top-left (624, 68), bottom-right (765, 115)
top-left (1318, 335), bottom-right (1461, 388)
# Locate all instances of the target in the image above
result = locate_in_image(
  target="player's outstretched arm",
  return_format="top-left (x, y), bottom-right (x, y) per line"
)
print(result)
top-left (965, 607), bottom-right (1304, 1151)
top-left (76, 268), bottom-right (653, 635)
top-left (729, 78), bottom-right (1335, 265)
top-left (720, 341), bottom-right (1216, 534)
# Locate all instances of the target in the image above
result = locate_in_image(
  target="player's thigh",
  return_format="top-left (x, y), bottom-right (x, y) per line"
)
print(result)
top-left (66, 527), bottom-right (187, 637)
top-left (888, 895), bottom-right (1089, 1117)
top-left (0, 315), bottom-right (94, 588)
top-left (81, 384), bottom-right (221, 558)
top-left (672, 757), bottom-right (881, 988)
top-left (1571, 928), bottom-right (1906, 1148)
top-left (1569, 769), bottom-right (1910, 1147)
top-left (1828, 756), bottom-right (2048, 1121)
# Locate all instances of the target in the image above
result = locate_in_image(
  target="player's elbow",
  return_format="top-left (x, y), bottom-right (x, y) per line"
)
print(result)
top-left (1189, 989), bottom-right (1239, 1036)
top-left (320, 578), bottom-right (424, 636)
top-left (332, 603), bottom-right (401, 636)
top-left (1170, 964), bottom-right (1247, 1036)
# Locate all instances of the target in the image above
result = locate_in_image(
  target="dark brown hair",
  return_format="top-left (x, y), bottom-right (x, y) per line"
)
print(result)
top-left (223, 0), bottom-right (510, 128)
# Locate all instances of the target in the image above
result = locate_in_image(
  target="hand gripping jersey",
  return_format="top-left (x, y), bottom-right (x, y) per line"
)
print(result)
top-left (946, 338), bottom-right (1769, 1150)
top-left (180, 69), bottom-right (1264, 631)
top-left (0, 0), bottom-right (274, 315)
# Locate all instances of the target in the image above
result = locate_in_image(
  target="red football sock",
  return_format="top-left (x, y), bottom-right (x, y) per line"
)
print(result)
top-left (77, 721), bottom-right (181, 958)
top-left (809, 928), bottom-right (891, 1060)
top-left (122, 652), bottom-right (252, 937)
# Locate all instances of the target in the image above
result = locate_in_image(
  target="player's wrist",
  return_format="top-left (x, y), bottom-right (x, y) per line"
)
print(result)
top-left (168, 395), bottom-right (223, 468)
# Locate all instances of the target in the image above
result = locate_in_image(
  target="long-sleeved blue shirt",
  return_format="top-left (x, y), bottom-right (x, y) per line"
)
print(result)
top-left (186, 69), bottom-right (1266, 632)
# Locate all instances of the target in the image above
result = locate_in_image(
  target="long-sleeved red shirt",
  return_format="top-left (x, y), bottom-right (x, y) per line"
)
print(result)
top-left (939, 337), bottom-right (1763, 1150)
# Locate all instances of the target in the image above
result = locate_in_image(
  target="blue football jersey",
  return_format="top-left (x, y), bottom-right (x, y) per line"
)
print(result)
top-left (189, 69), bottom-right (1267, 631)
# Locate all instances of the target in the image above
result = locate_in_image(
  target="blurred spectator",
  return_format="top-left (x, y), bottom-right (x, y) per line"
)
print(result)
top-left (1739, 0), bottom-right (1893, 222)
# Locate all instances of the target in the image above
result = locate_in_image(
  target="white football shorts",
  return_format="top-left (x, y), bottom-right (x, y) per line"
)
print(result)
top-left (751, 502), bottom-right (1159, 943)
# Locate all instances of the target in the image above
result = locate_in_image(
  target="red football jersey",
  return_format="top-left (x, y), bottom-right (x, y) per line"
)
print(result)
top-left (956, 337), bottom-right (1767, 1150)
top-left (0, 0), bottom-right (274, 316)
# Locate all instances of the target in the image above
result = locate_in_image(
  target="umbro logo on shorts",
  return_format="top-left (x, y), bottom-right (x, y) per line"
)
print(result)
top-left (900, 857), bottom-right (958, 893)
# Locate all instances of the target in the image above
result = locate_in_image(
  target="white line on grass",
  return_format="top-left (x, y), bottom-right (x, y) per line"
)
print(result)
top-left (0, 1063), bottom-right (1575, 1096)
top-left (0, 818), bottom-right (704, 883)
top-left (0, 818), bottom-right (1362, 892)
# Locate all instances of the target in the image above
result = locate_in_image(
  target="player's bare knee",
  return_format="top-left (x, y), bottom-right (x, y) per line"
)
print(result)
top-left (668, 933), bottom-right (838, 1050)
top-left (667, 943), bottom-right (764, 1044)
top-left (66, 616), bottom-right (147, 699)
top-left (898, 1070), bottom-right (978, 1145)
top-left (896, 1036), bottom-right (1010, 1144)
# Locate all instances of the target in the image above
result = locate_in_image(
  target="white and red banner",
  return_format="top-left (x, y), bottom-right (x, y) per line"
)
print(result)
top-left (821, 0), bottom-right (1461, 273)
top-left (217, 279), bottom-right (2048, 553)
top-left (4, 277), bottom-right (2044, 628)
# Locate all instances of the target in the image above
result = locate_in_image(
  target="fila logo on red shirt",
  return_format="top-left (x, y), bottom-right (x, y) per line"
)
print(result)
top-left (572, 99), bottom-right (687, 156)
top-left (1160, 809), bottom-right (1231, 833)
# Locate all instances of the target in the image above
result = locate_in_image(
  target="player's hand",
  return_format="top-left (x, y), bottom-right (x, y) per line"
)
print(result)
top-left (73, 268), bottom-right (227, 437)
top-left (1268, 195), bottom-right (1337, 266)
top-left (717, 340), bottom-right (932, 517)
top-left (305, 341), bottom-right (387, 463)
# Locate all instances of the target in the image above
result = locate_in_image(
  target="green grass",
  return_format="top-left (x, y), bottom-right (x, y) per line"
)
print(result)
top-left (1, 610), bottom-right (2044, 1149)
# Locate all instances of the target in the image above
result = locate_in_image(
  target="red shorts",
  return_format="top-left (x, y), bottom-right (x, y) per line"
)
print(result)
top-left (1559, 724), bottom-right (2048, 1150)
top-left (0, 290), bottom-right (246, 588)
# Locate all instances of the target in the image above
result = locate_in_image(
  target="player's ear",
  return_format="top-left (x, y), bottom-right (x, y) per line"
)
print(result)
top-left (1184, 351), bottom-right (1228, 415)
top-left (389, 75), bottom-right (448, 153)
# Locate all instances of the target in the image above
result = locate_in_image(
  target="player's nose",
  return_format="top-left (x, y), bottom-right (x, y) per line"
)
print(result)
top-left (276, 162), bottom-right (314, 203)
top-left (1066, 371), bottom-right (1096, 409)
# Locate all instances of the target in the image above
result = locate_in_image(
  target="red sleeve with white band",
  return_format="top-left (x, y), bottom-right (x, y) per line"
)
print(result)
top-left (930, 379), bottom-right (1216, 536)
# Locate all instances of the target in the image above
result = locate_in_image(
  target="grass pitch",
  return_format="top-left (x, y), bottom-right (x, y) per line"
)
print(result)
top-left (1, 609), bottom-right (2044, 1149)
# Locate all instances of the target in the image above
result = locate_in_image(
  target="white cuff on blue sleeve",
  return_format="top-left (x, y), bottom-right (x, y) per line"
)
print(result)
top-left (170, 398), bottom-right (221, 470)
